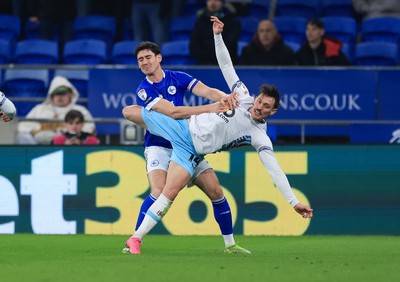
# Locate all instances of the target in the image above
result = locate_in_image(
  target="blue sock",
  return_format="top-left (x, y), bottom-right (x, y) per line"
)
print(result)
top-left (135, 194), bottom-right (157, 231)
top-left (212, 197), bottom-right (233, 235)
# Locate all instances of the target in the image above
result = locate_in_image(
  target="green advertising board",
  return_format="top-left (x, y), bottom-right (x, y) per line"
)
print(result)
top-left (0, 145), bottom-right (399, 235)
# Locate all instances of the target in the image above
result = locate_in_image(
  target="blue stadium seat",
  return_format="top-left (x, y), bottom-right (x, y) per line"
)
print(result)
top-left (14, 39), bottom-right (59, 64)
top-left (238, 16), bottom-right (258, 42)
top-left (361, 17), bottom-right (400, 44)
top-left (122, 18), bottom-right (133, 40)
top-left (354, 42), bottom-right (399, 66)
top-left (2, 69), bottom-right (49, 115)
top-left (320, 0), bottom-right (355, 18)
top-left (111, 40), bottom-right (139, 65)
top-left (161, 40), bottom-right (195, 65)
top-left (73, 15), bottom-right (116, 49)
top-left (170, 15), bottom-right (197, 41)
top-left (273, 16), bottom-right (307, 45)
top-left (341, 42), bottom-right (354, 64)
top-left (0, 40), bottom-right (11, 64)
top-left (237, 41), bottom-right (247, 57)
top-left (54, 69), bottom-right (89, 99)
top-left (24, 20), bottom-right (40, 39)
top-left (249, 0), bottom-right (270, 20)
top-left (285, 41), bottom-right (301, 52)
top-left (276, 0), bottom-right (320, 20)
top-left (0, 14), bottom-right (20, 43)
top-left (321, 17), bottom-right (357, 46)
top-left (63, 39), bottom-right (107, 65)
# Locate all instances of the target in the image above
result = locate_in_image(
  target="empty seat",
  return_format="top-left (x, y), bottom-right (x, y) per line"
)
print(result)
top-left (111, 40), bottom-right (139, 65)
top-left (14, 39), bottom-right (58, 64)
top-left (276, 0), bottom-right (320, 20)
top-left (341, 42), bottom-right (354, 64)
top-left (0, 40), bottom-right (11, 64)
top-left (238, 16), bottom-right (258, 42)
top-left (161, 40), bottom-right (195, 65)
top-left (237, 41), bottom-right (247, 57)
top-left (2, 69), bottom-right (49, 115)
top-left (320, 0), bottom-right (355, 18)
top-left (361, 16), bottom-right (400, 44)
top-left (285, 41), bottom-right (301, 52)
top-left (249, 0), bottom-right (270, 20)
top-left (321, 16), bottom-right (357, 46)
top-left (354, 42), bottom-right (399, 66)
top-left (170, 15), bottom-right (197, 41)
top-left (122, 17), bottom-right (133, 40)
top-left (0, 14), bottom-right (20, 43)
top-left (273, 16), bottom-right (307, 45)
top-left (63, 39), bottom-right (107, 65)
top-left (73, 15), bottom-right (116, 48)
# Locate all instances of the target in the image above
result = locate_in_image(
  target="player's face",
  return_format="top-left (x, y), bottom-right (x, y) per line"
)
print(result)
top-left (137, 49), bottom-right (161, 75)
top-left (250, 94), bottom-right (277, 120)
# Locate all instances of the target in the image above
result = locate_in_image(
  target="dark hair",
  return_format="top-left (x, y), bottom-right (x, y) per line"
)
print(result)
top-left (65, 109), bottom-right (84, 123)
top-left (134, 41), bottom-right (161, 58)
top-left (259, 84), bottom-right (280, 109)
top-left (307, 18), bottom-right (324, 29)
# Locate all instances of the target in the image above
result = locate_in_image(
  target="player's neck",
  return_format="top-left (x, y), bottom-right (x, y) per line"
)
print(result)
top-left (146, 67), bottom-right (164, 83)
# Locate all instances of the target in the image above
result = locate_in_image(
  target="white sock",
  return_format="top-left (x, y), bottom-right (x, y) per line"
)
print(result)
top-left (134, 193), bottom-right (173, 239)
top-left (223, 234), bottom-right (236, 248)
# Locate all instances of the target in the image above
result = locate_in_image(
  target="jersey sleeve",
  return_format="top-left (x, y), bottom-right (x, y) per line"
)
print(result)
top-left (135, 85), bottom-right (162, 110)
top-left (174, 71), bottom-right (199, 93)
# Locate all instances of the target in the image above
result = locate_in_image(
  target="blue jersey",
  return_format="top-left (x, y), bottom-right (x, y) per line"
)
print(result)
top-left (135, 70), bottom-right (199, 148)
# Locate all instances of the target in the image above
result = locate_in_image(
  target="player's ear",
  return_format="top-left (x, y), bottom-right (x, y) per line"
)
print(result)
top-left (157, 53), bottom-right (162, 63)
top-left (269, 108), bottom-right (278, 117)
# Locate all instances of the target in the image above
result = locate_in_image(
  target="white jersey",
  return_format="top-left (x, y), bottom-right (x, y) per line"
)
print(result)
top-left (187, 33), bottom-right (300, 207)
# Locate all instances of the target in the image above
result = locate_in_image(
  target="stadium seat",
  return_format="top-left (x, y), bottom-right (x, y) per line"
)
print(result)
top-left (0, 14), bottom-right (20, 43)
top-left (276, 0), bottom-right (320, 20)
top-left (321, 17), bottom-right (357, 46)
top-left (320, 0), bottom-right (355, 18)
top-left (2, 69), bottom-right (49, 116)
top-left (0, 40), bottom-right (11, 64)
top-left (63, 39), bottom-right (107, 65)
top-left (170, 15), bottom-right (197, 41)
top-left (341, 42), bottom-right (354, 64)
top-left (24, 20), bottom-right (40, 39)
top-left (73, 15), bottom-right (116, 49)
top-left (237, 41), bottom-right (247, 57)
top-left (285, 41), bottom-right (301, 52)
top-left (238, 16), bottom-right (258, 42)
top-left (354, 42), bottom-right (399, 66)
top-left (122, 18), bottom-right (133, 40)
top-left (248, 0), bottom-right (270, 20)
top-left (361, 17), bottom-right (400, 44)
top-left (161, 40), bottom-right (195, 65)
top-left (111, 40), bottom-right (139, 65)
top-left (54, 69), bottom-right (89, 99)
top-left (14, 39), bottom-right (59, 64)
top-left (273, 16), bottom-right (307, 45)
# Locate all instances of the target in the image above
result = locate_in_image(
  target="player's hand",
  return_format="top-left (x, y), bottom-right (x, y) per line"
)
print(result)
top-left (211, 16), bottom-right (224, 34)
top-left (0, 111), bottom-right (11, 122)
top-left (226, 92), bottom-right (239, 110)
top-left (294, 203), bottom-right (313, 218)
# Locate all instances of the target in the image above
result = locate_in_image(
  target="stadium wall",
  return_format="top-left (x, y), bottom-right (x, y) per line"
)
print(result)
top-left (1, 145), bottom-right (399, 235)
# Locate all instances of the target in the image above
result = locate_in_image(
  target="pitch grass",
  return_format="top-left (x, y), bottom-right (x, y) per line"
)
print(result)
top-left (1, 235), bottom-right (399, 282)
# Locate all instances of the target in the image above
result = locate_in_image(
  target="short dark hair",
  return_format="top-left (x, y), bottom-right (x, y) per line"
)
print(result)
top-left (65, 109), bottom-right (84, 123)
top-left (259, 84), bottom-right (280, 109)
top-left (134, 41), bottom-right (161, 58)
top-left (307, 18), bottom-right (324, 29)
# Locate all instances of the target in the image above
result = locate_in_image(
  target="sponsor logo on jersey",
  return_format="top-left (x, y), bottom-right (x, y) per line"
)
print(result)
top-left (138, 89), bottom-right (147, 101)
top-left (167, 86), bottom-right (176, 95)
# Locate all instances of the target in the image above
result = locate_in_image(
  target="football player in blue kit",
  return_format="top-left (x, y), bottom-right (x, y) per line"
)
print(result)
top-left (122, 41), bottom-right (250, 254)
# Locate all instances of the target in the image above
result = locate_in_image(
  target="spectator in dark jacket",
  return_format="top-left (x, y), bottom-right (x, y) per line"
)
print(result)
top-left (190, 0), bottom-right (241, 65)
top-left (296, 19), bottom-right (350, 66)
top-left (239, 19), bottom-right (295, 66)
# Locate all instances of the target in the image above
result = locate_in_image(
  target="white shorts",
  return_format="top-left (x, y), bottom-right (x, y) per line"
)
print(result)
top-left (144, 146), bottom-right (212, 187)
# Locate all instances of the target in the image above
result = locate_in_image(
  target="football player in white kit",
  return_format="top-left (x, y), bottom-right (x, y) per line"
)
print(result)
top-left (0, 91), bottom-right (16, 122)
top-left (122, 16), bottom-right (313, 254)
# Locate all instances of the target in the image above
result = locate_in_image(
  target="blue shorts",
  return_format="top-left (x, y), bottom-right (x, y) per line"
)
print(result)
top-left (141, 108), bottom-right (203, 176)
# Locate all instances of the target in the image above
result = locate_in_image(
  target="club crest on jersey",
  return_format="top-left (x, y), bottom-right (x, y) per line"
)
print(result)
top-left (151, 160), bottom-right (159, 167)
top-left (167, 86), bottom-right (176, 95)
top-left (138, 89), bottom-right (147, 101)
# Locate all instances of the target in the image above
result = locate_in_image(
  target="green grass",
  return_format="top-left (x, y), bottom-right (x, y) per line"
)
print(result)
top-left (1, 235), bottom-right (399, 282)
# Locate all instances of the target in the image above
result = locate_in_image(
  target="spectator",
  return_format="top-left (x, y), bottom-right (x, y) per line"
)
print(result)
top-left (52, 109), bottom-right (99, 145)
top-left (296, 19), bottom-right (350, 66)
top-left (27, 0), bottom-right (77, 55)
top-left (17, 76), bottom-right (95, 145)
top-left (131, 0), bottom-right (169, 45)
top-left (352, 0), bottom-right (400, 20)
top-left (239, 19), bottom-right (295, 65)
top-left (190, 0), bottom-right (241, 65)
